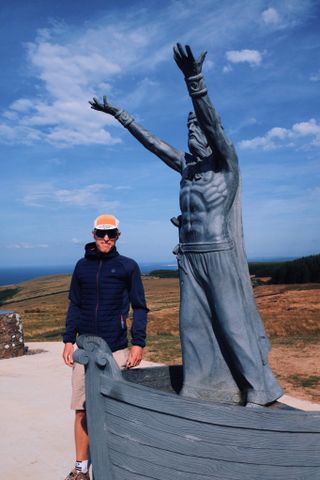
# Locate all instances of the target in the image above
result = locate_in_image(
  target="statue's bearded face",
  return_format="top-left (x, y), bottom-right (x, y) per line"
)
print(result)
top-left (187, 118), bottom-right (211, 158)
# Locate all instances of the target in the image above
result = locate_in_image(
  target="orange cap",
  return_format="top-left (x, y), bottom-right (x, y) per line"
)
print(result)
top-left (94, 214), bottom-right (119, 230)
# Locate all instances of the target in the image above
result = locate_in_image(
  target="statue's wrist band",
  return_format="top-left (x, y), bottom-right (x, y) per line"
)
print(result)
top-left (185, 73), bottom-right (208, 98)
top-left (114, 110), bottom-right (134, 128)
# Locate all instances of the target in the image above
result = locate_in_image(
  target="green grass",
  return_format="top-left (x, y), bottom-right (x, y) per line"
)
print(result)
top-left (288, 374), bottom-right (320, 388)
top-left (0, 287), bottom-right (21, 305)
top-left (271, 333), bottom-right (320, 345)
top-left (146, 333), bottom-right (182, 364)
top-left (27, 326), bottom-right (65, 342)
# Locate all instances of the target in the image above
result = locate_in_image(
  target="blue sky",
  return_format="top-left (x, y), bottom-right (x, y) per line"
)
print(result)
top-left (0, 0), bottom-right (319, 267)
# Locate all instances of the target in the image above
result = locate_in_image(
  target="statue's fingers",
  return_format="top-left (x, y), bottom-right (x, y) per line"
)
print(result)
top-left (198, 51), bottom-right (207, 65)
top-left (176, 42), bottom-right (187, 59)
top-left (185, 45), bottom-right (195, 61)
top-left (173, 45), bottom-right (179, 59)
top-left (173, 46), bottom-right (183, 65)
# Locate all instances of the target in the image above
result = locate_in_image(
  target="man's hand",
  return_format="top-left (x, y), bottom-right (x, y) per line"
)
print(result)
top-left (63, 342), bottom-right (74, 367)
top-left (89, 95), bottom-right (119, 116)
top-left (126, 345), bottom-right (144, 369)
top-left (173, 43), bottom-right (207, 77)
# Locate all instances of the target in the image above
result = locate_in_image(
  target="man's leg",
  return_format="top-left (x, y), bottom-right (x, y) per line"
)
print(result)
top-left (64, 364), bottom-right (89, 479)
top-left (74, 410), bottom-right (88, 461)
top-left (66, 348), bottom-right (129, 479)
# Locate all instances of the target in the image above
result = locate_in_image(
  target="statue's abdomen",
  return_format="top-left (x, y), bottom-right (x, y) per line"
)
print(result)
top-left (179, 171), bottom-right (235, 246)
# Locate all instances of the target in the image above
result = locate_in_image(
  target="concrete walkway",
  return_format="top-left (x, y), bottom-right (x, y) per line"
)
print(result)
top-left (1, 342), bottom-right (319, 480)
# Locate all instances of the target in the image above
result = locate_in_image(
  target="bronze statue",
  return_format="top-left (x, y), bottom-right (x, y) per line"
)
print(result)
top-left (89, 44), bottom-right (283, 406)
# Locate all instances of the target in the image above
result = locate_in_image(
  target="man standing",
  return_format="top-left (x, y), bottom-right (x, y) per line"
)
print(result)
top-left (89, 44), bottom-right (282, 407)
top-left (62, 214), bottom-right (148, 480)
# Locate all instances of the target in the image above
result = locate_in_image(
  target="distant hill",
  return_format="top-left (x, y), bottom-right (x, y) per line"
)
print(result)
top-left (271, 254), bottom-right (320, 284)
top-left (148, 269), bottom-right (179, 278)
top-left (248, 261), bottom-right (284, 278)
top-left (248, 254), bottom-right (320, 284)
top-left (149, 254), bottom-right (320, 284)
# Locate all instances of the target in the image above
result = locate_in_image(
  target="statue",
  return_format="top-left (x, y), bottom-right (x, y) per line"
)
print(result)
top-left (89, 44), bottom-right (283, 406)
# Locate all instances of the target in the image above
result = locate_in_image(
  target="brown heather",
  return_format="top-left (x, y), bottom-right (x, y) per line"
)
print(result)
top-left (1, 275), bottom-right (319, 403)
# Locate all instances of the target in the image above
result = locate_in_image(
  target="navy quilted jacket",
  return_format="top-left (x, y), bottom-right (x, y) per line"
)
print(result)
top-left (63, 243), bottom-right (148, 352)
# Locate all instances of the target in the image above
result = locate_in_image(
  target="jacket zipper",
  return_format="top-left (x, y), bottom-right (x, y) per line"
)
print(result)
top-left (95, 260), bottom-right (102, 333)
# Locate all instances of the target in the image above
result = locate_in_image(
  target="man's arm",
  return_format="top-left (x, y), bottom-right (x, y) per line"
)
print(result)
top-left (89, 97), bottom-right (185, 173)
top-left (62, 265), bottom-right (81, 366)
top-left (125, 260), bottom-right (149, 368)
top-left (173, 44), bottom-right (237, 169)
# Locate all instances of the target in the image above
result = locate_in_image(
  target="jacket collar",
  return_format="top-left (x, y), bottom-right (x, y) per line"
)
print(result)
top-left (84, 242), bottom-right (119, 261)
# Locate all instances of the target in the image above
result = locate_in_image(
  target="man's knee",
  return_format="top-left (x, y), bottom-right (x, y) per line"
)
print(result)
top-left (75, 409), bottom-right (87, 423)
top-left (75, 409), bottom-right (86, 416)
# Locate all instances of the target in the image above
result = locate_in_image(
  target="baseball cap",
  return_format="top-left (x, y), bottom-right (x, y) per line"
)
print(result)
top-left (94, 214), bottom-right (120, 230)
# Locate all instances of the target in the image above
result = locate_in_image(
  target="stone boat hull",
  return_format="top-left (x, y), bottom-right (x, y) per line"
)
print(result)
top-left (74, 335), bottom-right (320, 480)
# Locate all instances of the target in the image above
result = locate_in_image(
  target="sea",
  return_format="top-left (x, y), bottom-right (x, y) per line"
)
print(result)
top-left (0, 257), bottom-right (296, 287)
top-left (0, 262), bottom-right (179, 286)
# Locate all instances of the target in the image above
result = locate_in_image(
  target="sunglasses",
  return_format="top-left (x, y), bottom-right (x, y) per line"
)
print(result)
top-left (94, 228), bottom-right (119, 239)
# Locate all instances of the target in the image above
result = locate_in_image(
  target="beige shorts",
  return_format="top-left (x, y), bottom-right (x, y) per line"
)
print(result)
top-left (71, 348), bottom-right (128, 410)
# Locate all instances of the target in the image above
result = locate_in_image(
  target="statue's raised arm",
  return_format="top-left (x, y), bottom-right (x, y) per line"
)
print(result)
top-left (173, 43), bottom-right (237, 170)
top-left (89, 96), bottom-right (184, 173)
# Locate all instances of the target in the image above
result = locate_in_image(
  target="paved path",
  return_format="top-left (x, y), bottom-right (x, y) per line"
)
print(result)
top-left (1, 342), bottom-right (319, 480)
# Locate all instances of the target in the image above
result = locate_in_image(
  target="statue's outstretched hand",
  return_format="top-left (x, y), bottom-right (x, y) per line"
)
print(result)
top-left (89, 95), bottom-right (119, 116)
top-left (173, 43), bottom-right (207, 77)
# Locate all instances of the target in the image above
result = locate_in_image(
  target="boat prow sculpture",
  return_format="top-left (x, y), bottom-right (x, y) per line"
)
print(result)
top-left (74, 335), bottom-right (320, 480)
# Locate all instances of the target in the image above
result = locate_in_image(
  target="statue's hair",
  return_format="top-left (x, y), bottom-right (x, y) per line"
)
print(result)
top-left (187, 111), bottom-right (197, 124)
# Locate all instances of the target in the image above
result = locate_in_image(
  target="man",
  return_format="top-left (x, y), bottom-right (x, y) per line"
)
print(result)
top-left (89, 44), bottom-right (282, 407)
top-left (62, 214), bottom-right (148, 480)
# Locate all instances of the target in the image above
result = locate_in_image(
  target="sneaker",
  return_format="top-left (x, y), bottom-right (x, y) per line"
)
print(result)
top-left (64, 468), bottom-right (90, 480)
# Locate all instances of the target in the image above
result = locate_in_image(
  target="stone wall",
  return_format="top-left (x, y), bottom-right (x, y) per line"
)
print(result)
top-left (0, 311), bottom-right (25, 359)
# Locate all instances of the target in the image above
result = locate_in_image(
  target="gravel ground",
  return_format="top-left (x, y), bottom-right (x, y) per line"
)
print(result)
top-left (1, 342), bottom-right (319, 480)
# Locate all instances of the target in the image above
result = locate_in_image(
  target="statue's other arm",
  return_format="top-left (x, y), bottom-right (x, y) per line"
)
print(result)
top-left (173, 44), bottom-right (237, 169)
top-left (89, 97), bottom-right (184, 173)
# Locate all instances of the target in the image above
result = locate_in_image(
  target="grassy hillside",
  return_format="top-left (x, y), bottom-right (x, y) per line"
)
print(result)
top-left (0, 274), bottom-right (70, 341)
top-left (1, 273), bottom-right (319, 346)
top-left (1, 274), bottom-right (319, 401)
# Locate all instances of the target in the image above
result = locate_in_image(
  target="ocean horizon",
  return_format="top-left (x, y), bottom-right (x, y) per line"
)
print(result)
top-left (0, 257), bottom-right (296, 287)
top-left (0, 262), bottom-right (178, 286)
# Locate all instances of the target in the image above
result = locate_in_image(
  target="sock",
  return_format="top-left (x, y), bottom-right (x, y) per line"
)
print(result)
top-left (75, 460), bottom-right (88, 473)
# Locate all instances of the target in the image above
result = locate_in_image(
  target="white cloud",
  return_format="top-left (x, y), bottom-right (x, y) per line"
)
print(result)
top-left (262, 8), bottom-right (281, 25)
top-left (226, 49), bottom-right (262, 66)
top-left (6, 243), bottom-right (49, 249)
top-left (0, 20), bottom-right (160, 147)
top-left (260, 3), bottom-right (315, 31)
top-left (229, 117), bottom-right (258, 135)
top-left (115, 186), bottom-right (132, 191)
top-left (22, 183), bottom-right (120, 209)
top-left (71, 238), bottom-right (83, 244)
top-left (0, 0), bottom-right (316, 148)
top-left (122, 78), bottom-right (161, 111)
top-left (203, 59), bottom-right (214, 73)
top-left (310, 72), bottom-right (320, 82)
top-left (222, 64), bottom-right (233, 74)
top-left (10, 98), bottom-right (34, 112)
top-left (292, 119), bottom-right (320, 137)
top-left (239, 118), bottom-right (320, 150)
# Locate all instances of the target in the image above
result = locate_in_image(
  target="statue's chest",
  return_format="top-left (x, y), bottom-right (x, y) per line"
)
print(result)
top-left (180, 164), bottom-right (227, 192)
top-left (180, 170), bottom-right (228, 211)
top-left (181, 169), bottom-right (214, 185)
top-left (180, 158), bottom-right (216, 186)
